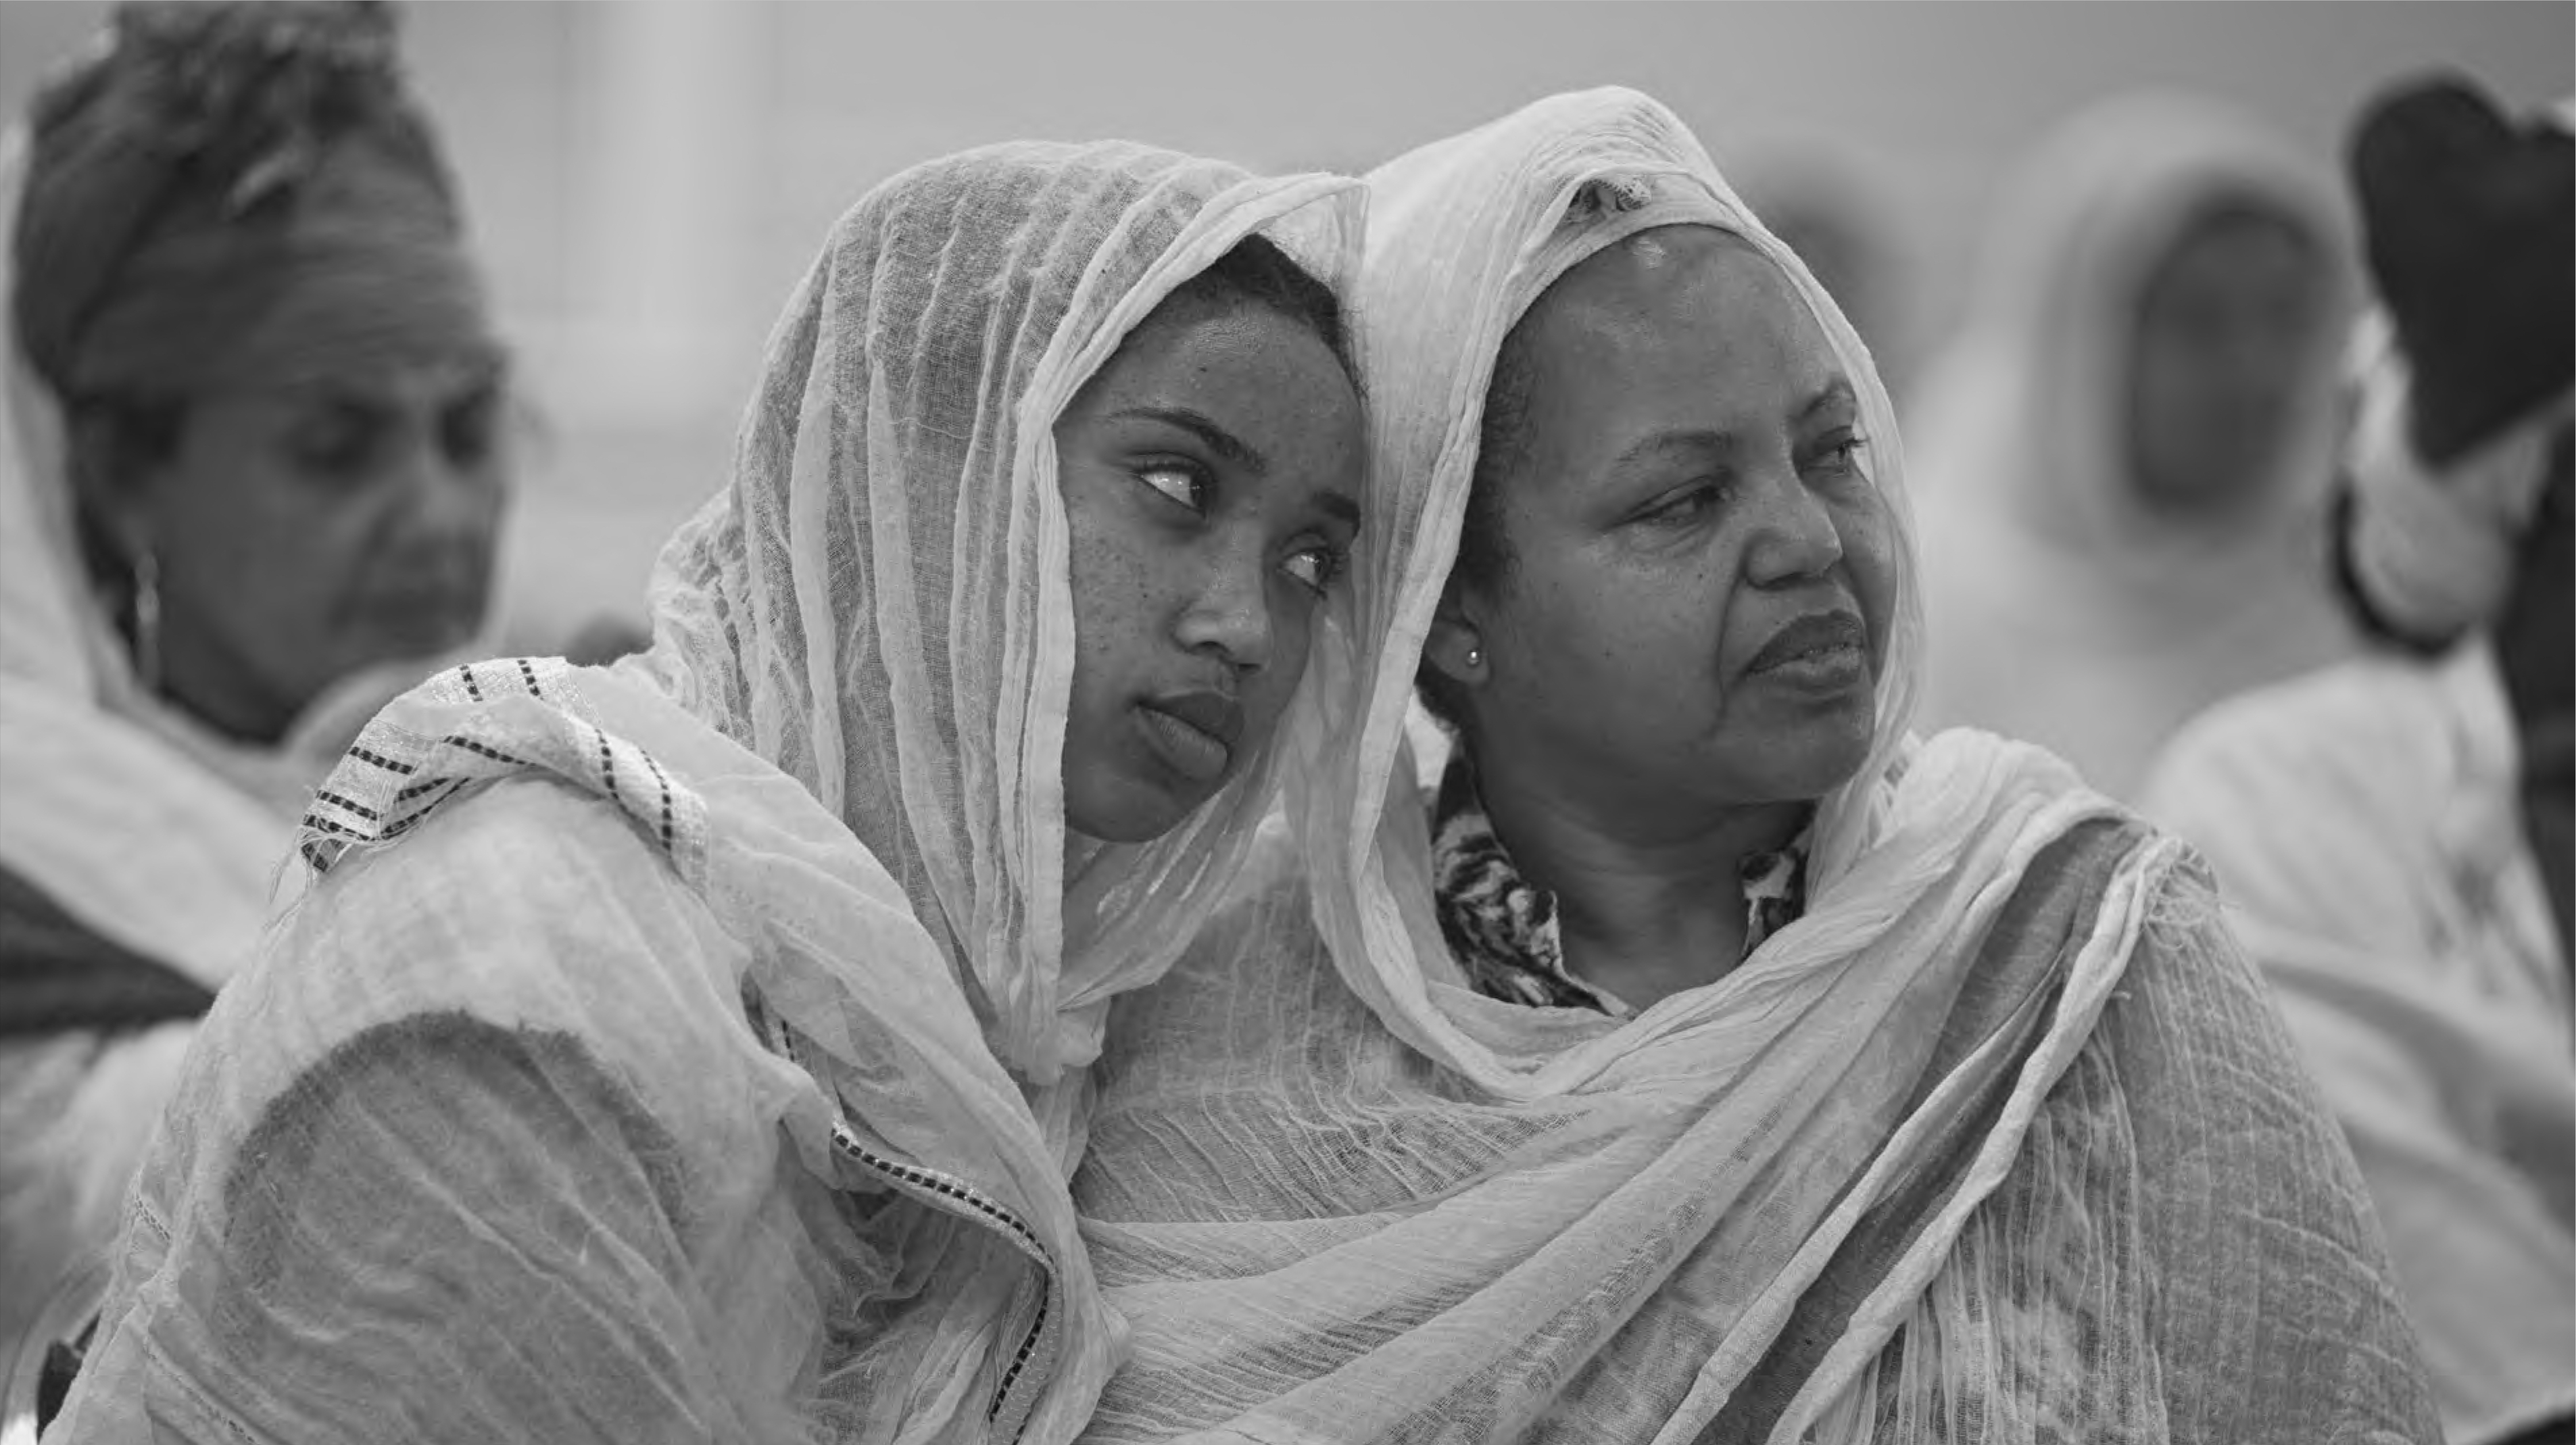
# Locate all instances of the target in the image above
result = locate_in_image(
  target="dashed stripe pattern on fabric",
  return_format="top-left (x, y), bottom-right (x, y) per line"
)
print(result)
top-left (295, 658), bottom-right (705, 888)
top-left (764, 1011), bottom-right (1063, 1438)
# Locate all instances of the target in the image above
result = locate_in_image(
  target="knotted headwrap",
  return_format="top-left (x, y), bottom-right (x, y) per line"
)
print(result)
top-left (11, 0), bottom-right (483, 408)
top-left (2337, 76), bottom-right (2574, 647)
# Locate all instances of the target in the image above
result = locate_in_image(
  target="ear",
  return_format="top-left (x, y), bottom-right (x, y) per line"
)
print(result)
top-left (62, 406), bottom-right (165, 562)
top-left (1421, 589), bottom-right (1490, 691)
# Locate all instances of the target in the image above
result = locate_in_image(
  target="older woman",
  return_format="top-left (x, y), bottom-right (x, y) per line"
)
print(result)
top-left (49, 141), bottom-right (1365, 1441)
top-left (1907, 94), bottom-right (2361, 800)
top-left (0, 0), bottom-right (510, 1402)
top-left (1071, 88), bottom-right (2434, 1442)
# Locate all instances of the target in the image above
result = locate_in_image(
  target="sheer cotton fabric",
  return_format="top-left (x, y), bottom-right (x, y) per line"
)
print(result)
top-left (1070, 88), bottom-right (2434, 1444)
top-left (49, 145), bottom-right (1363, 1444)
top-left (1906, 95), bottom-right (2362, 800)
top-left (627, 143), bottom-right (1363, 1093)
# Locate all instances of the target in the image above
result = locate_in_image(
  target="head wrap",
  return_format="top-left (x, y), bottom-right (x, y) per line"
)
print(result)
top-left (1302, 89), bottom-right (1925, 1068)
top-left (12, 1), bottom-right (479, 405)
top-left (1906, 93), bottom-right (2362, 798)
top-left (1913, 92), bottom-right (2353, 555)
top-left (623, 142), bottom-right (1363, 1088)
top-left (3, 0), bottom-right (496, 734)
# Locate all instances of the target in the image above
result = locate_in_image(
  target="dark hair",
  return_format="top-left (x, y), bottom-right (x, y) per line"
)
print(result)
top-left (1413, 316), bottom-right (1534, 734)
top-left (1165, 232), bottom-right (1356, 383)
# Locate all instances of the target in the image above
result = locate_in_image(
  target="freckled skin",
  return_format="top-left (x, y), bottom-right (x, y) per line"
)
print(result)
top-left (1055, 295), bottom-right (1364, 843)
top-left (1437, 225), bottom-right (1899, 839)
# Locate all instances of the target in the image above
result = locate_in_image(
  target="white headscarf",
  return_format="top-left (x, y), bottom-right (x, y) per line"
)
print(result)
top-left (50, 141), bottom-right (1364, 1445)
top-left (1907, 93), bottom-right (2361, 800)
top-left (1071, 89), bottom-right (2417, 1444)
top-left (624, 142), bottom-right (1363, 1089)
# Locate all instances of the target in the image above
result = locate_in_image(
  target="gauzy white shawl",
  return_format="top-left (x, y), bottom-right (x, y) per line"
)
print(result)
top-left (2147, 645), bottom-right (2574, 1445)
top-left (1069, 88), bottom-right (2435, 1444)
top-left (1907, 94), bottom-right (2362, 801)
top-left (49, 143), bottom-right (1363, 1444)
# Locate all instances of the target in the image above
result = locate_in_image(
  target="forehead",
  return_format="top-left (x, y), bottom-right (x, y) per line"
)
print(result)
top-left (2152, 205), bottom-right (2317, 287)
top-left (215, 243), bottom-right (498, 398)
top-left (1513, 226), bottom-right (1841, 454)
top-left (208, 347), bottom-right (508, 418)
top-left (1081, 295), bottom-right (1352, 422)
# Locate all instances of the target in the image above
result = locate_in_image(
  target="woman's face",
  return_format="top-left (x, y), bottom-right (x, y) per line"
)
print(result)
top-left (1434, 226), bottom-right (1897, 826)
top-left (2124, 205), bottom-right (2329, 513)
top-left (115, 349), bottom-right (511, 740)
top-left (1056, 292), bottom-right (1364, 843)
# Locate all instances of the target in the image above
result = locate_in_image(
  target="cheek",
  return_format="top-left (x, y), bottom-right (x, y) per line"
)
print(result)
top-left (1507, 557), bottom-right (1699, 703)
top-left (1060, 489), bottom-right (1165, 722)
top-left (153, 462), bottom-right (367, 622)
top-left (1841, 513), bottom-right (1903, 662)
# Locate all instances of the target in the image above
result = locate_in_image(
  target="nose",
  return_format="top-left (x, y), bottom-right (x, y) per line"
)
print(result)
top-left (397, 418), bottom-right (508, 547)
top-left (368, 423), bottom-right (507, 597)
top-left (1741, 468), bottom-right (1843, 589)
top-left (1172, 531), bottom-right (1275, 673)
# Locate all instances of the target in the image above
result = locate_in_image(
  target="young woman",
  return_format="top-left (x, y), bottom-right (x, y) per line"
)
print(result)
top-left (49, 141), bottom-right (1365, 1444)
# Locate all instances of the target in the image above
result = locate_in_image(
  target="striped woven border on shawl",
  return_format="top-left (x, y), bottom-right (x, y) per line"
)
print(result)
top-left (297, 658), bottom-right (706, 891)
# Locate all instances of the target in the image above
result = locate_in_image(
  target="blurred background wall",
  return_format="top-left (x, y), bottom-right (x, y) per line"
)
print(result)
top-left (5, 1), bottom-right (2568, 645)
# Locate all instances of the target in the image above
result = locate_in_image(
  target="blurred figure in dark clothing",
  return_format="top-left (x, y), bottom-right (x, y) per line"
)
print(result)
top-left (2147, 75), bottom-right (2573, 1445)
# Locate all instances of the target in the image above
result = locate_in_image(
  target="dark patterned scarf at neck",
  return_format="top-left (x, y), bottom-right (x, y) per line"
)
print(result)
top-left (1427, 750), bottom-right (1810, 1019)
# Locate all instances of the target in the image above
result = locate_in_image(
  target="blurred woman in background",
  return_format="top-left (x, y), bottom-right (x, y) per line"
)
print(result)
top-left (0, 0), bottom-right (510, 1406)
top-left (2146, 76), bottom-right (2575, 1445)
top-left (1910, 93), bottom-right (2359, 800)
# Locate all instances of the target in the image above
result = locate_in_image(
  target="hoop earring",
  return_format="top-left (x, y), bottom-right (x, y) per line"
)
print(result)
top-left (132, 545), bottom-right (162, 694)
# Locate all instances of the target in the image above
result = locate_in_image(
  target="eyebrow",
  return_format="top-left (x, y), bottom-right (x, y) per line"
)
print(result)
top-left (1313, 489), bottom-right (1361, 531)
top-left (1111, 406), bottom-right (1268, 476)
top-left (1606, 376), bottom-right (1862, 470)
top-left (1799, 377), bottom-right (1859, 424)
top-left (270, 351), bottom-right (511, 409)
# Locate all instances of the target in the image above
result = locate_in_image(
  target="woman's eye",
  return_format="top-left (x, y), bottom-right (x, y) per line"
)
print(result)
top-left (1135, 463), bottom-right (1209, 514)
top-left (1280, 541), bottom-right (1348, 596)
top-left (1805, 432), bottom-right (1870, 479)
top-left (289, 409), bottom-right (385, 483)
top-left (441, 391), bottom-right (503, 471)
top-left (1637, 483), bottom-right (1720, 528)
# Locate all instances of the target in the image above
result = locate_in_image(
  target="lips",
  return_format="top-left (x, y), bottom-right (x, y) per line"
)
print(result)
top-left (1138, 687), bottom-right (1245, 785)
top-left (1747, 610), bottom-right (1869, 677)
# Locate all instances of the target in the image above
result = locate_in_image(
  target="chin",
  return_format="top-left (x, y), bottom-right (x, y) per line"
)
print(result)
top-left (1063, 773), bottom-right (1198, 846)
top-left (1752, 721), bottom-right (1878, 802)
